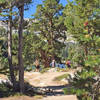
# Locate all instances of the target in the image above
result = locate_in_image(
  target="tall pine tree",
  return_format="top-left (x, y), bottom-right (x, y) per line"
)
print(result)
top-left (30, 0), bottom-right (66, 67)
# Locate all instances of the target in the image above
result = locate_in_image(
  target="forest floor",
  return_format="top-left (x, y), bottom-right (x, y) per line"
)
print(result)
top-left (0, 68), bottom-right (79, 100)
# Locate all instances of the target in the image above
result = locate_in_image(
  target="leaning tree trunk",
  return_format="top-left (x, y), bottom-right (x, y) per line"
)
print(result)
top-left (8, 7), bottom-right (16, 91)
top-left (18, 4), bottom-right (24, 93)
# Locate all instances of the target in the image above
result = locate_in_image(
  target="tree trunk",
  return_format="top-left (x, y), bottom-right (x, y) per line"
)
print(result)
top-left (18, 4), bottom-right (24, 93)
top-left (40, 50), bottom-right (50, 67)
top-left (49, 19), bottom-right (55, 60)
top-left (8, 7), bottom-right (16, 91)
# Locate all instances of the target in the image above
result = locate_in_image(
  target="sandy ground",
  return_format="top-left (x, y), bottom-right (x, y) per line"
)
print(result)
top-left (0, 68), bottom-right (78, 100)
top-left (0, 96), bottom-right (36, 100)
top-left (24, 69), bottom-right (77, 100)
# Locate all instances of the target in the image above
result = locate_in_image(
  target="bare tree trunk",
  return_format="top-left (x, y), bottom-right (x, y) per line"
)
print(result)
top-left (18, 4), bottom-right (24, 93)
top-left (8, 7), bottom-right (16, 91)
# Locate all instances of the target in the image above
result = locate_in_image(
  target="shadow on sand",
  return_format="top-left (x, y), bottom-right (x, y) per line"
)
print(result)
top-left (0, 80), bottom-right (71, 98)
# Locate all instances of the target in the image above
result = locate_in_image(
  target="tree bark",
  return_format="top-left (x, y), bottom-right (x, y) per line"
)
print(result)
top-left (40, 50), bottom-right (50, 67)
top-left (18, 4), bottom-right (24, 93)
top-left (8, 7), bottom-right (16, 91)
top-left (49, 18), bottom-right (55, 60)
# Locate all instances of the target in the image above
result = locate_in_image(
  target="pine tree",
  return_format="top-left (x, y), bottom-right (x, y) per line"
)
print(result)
top-left (0, 0), bottom-right (17, 91)
top-left (0, 0), bottom-right (33, 93)
top-left (30, 0), bottom-right (66, 67)
top-left (15, 0), bottom-right (32, 93)
top-left (64, 0), bottom-right (100, 99)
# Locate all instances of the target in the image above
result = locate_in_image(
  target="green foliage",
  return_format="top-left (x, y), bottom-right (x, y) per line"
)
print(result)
top-left (0, 0), bottom-right (5, 3)
top-left (0, 82), bottom-right (13, 97)
top-left (29, 0), bottom-right (66, 67)
top-left (40, 67), bottom-right (50, 73)
top-left (25, 65), bottom-right (36, 72)
top-left (12, 34), bottom-right (18, 66)
top-left (56, 67), bottom-right (71, 72)
top-left (0, 29), bottom-right (9, 74)
top-left (63, 69), bottom-right (100, 100)
top-left (67, 43), bottom-right (85, 67)
top-left (64, 0), bottom-right (100, 99)
top-left (23, 32), bottom-right (43, 67)
top-left (85, 55), bottom-right (100, 67)
top-left (53, 73), bottom-right (68, 81)
top-left (0, 27), bottom-right (7, 36)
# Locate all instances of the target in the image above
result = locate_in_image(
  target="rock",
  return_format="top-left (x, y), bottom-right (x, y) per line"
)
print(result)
top-left (69, 73), bottom-right (75, 78)
top-left (61, 78), bottom-right (68, 83)
top-left (0, 78), bottom-right (8, 83)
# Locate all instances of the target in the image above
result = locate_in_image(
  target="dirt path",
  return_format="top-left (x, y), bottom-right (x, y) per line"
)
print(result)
top-left (24, 68), bottom-right (77, 100)
top-left (0, 68), bottom-right (78, 100)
